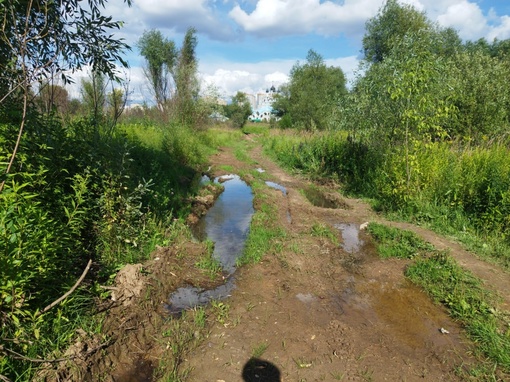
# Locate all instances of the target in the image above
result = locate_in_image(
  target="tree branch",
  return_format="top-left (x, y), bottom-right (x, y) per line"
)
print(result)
top-left (37, 259), bottom-right (92, 316)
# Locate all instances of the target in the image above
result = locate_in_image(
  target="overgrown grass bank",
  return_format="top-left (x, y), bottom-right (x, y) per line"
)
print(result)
top-left (0, 119), bottom-right (227, 380)
top-left (261, 130), bottom-right (510, 269)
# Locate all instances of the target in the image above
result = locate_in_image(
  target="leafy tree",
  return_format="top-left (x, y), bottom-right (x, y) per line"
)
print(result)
top-left (224, 92), bottom-right (252, 128)
top-left (447, 50), bottom-right (510, 140)
top-left (137, 29), bottom-right (177, 110)
top-left (81, 70), bottom-right (107, 127)
top-left (363, 0), bottom-right (431, 63)
top-left (0, 0), bottom-right (132, 191)
top-left (277, 49), bottom-right (347, 130)
top-left (175, 27), bottom-right (200, 125)
top-left (36, 84), bottom-right (70, 115)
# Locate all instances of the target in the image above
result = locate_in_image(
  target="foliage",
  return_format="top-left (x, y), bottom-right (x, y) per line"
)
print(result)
top-left (0, 116), bottom-right (216, 379)
top-left (174, 28), bottom-right (200, 126)
top-left (0, 0), bottom-right (131, 93)
top-left (137, 29), bottom-right (177, 110)
top-left (362, 0), bottom-right (432, 63)
top-left (223, 92), bottom-right (252, 129)
top-left (137, 27), bottom-right (202, 127)
top-left (273, 50), bottom-right (347, 131)
top-left (366, 222), bottom-right (434, 259)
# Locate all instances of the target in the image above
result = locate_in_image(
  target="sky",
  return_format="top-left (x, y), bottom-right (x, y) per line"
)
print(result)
top-left (70, 0), bottom-right (510, 104)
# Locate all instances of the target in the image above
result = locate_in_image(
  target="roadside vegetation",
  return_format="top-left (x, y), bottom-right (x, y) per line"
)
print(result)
top-left (263, 0), bottom-right (510, 271)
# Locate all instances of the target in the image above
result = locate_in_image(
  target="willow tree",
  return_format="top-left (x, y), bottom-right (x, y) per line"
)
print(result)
top-left (0, 0), bottom-right (132, 191)
top-left (137, 29), bottom-right (177, 110)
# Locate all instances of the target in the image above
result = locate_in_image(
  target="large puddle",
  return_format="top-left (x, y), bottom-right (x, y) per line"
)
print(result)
top-left (168, 175), bottom-right (254, 314)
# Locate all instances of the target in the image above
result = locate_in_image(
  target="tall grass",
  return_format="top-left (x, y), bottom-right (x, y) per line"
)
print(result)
top-left (262, 130), bottom-right (510, 267)
top-left (0, 118), bottom-right (218, 380)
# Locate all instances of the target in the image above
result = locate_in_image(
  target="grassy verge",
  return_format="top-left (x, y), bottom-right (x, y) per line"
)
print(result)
top-left (261, 129), bottom-right (510, 270)
top-left (237, 173), bottom-right (287, 266)
top-left (0, 119), bottom-right (221, 380)
top-left (367, 222), bottom-right (510, 380)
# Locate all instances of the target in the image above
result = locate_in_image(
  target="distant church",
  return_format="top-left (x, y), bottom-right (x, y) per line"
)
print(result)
top-left (248, 85), bottom-right (278, 122)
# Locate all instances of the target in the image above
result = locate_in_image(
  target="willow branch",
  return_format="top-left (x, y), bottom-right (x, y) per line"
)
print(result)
top-left (37, 259), bottom-right (92, 316)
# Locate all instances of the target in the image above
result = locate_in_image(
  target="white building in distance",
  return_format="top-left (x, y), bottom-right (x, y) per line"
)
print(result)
top-left (248, 85), bottom-right (278, 122)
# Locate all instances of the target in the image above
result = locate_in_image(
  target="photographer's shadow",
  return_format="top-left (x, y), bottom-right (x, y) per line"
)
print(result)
top-left (242, 358), bottom-right (281, 382)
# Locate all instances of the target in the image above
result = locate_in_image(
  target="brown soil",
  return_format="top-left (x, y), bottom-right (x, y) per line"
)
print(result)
top-left (55, 137), bottom-right (510, 381)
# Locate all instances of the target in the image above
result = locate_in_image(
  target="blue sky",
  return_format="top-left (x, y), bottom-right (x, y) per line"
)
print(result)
top-left (72, 0), bottom-right (510, 104)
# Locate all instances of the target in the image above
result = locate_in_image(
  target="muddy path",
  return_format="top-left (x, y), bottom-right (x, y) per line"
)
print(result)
top-left (71, 136), bottom-right (510, 382)
top-left (176, 139), bottom-right (509, 381)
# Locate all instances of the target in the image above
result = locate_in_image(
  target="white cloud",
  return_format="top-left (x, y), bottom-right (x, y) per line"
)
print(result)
top-left (487, 15), bottom-right (510, 41)
top-left (106, 0), bottom-right (237, 42)
top-left (436, 1), bottom-right (487, 40)
top-left (198, 55), bottom-right (360, 98)
top-left (228, 0), bottom-right (383, 38)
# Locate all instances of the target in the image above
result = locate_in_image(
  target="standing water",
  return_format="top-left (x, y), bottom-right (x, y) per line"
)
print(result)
top-left (168, 175), bottom-right (254, 314)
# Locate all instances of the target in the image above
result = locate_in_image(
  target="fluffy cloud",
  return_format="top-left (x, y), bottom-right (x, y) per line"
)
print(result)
top-left (436, 0), bottom-right (488, 40)
top-left (199, 55), bottom-right (360, 98)
top-left (487, 15), bottom-right (510, 41)
top-left (114, 0), bottom-right (237, 42)
top-left (228, 0), bottom-right (383, 38)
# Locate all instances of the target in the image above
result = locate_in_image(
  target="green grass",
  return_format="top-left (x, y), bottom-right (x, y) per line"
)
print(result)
top-left (251, 342), bottom-right (269, 358)
top-left (366, 222), bottom-right (434, 259)
top-left (310, 222), bottom-right (339, 245)
top-left (238, 202), bottom-right (287, 265)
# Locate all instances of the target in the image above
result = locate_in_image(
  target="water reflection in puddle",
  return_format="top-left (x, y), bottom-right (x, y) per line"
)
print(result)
top-left (193, 175), bottom-right (254, 274)
top-left (265, 181), bottom-right (292, 223)
top-left (169, 175), bottom-right (254, 314)
top-left (334, 223), bottom-right (364, 253)
top-left (167, 277), bottom-right (236, 315)
top-left (265, 181), bottom-right (287, 196)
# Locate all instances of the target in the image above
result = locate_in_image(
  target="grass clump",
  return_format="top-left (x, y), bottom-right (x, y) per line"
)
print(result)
top-left (366, 222), bottom-right (434, 259)
top-left (239, 202), bottom-right (286, 265)
top-left (310, 222), bottom-right (339, 245)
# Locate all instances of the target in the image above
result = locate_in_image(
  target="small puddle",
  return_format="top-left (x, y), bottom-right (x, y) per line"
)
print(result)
top-left (303, 187), bottom-right (347, 209)
top-left (265, 181), bottom-right (292, 223)
top-left (166, 277), bottom-right (236, 315)
top-left (334, 223), bottom-right (364, 253)
top-left (265, 181), bottom-right (287, 195)
top-left (169, 175), bottom-right (254, 314)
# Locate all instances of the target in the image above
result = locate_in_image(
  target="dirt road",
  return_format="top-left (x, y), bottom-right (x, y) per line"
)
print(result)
top-left (76, 138), bottom-right (510, 381)
top-left (180, 141), bottom-right (504, 381)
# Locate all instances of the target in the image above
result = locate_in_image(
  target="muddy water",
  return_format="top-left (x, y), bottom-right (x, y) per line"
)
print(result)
top-left (265, 180), bottom-right (292, 223)
top-left (265, 180), bottom-right (287, 195)
top-left (329, 221), bottom-right (465, 357)
top-left (335, 222), bottom-right (364, 253)
top-left (168, 175), bottom-right (254, 314)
